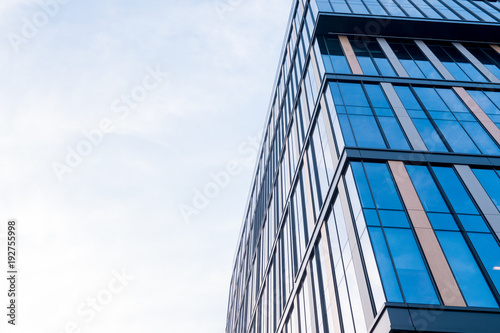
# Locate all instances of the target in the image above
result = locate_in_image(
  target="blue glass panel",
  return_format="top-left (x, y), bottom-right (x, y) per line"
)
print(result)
top-left (415, 60), bottom-right (442, 79)
top-left (414, 87), bottom-right (449, 111)
top-left (331, 55), bottom-right (352, 74)
top-left (368, 227), bottom-right (404, 302)
top-left (436, 231), bottom-right (498, 308)
top-left (378, 210), bottom-right (410, 228)
top-left (469, 233), bottom-right (500, 294)
top-left (432, 166), bottom-right (478, 215)
top-left (336, 105), bottom-right (347, 114)
top-left (364, 163), bottom-right (403, 210)
top-left (436, 89), bottom-right (469, 113)
top-left (395, 86), bottom-right (422, 110)
top-left (365, 85), bottom-right (390, 108)
top-left (473, 169), bottom-right (500, 210)
top-left (413, 118), bottom-right (448, 151)
top-left (444, 62), bottom-right (471, 81)
top-left (458, 215), bottom-right (490, 233)
top-left (427, 212), bottom-right (459, 231)
top-left (349, 0), bottom-right (370, 14)
top-left (461, 121), bottom-right (500, 155)
top-left (458, 63), bottom-right (487, 82)
top-left (374, 58), bottom-right (396, 76)
top-left (485, 91), bottom-right (500, 109)
top-left (364, 209), bottom-right (381, 226)
top-left (429, 111), bottom-right (455, 120)
top-left (469, 90), bottom-right (500, 115)
top-left (485, 64), bottom-right (500, 80)
top-left (401, 59), bottom-right (425, 78)
top-left (433, 120), bottom-right (480, 154)
top-left (406, 165), bottom-right (449, 212)
top-left (407, 110), bottom-right (426, 118)
top-left (329, 82), bottom-right (344, 105)
top-left (351, 162), bottom-right (375, 209)
top-left (322, 54), bottom-right (334, 73)
top-left (345, 106), bottom-right (373, 115)
top-left (358, 57), bottom-right (379, 75)
top-left (350, 115), bottom-right (386, 148)
top-left (378, 117), bottom-right (411, 150)
top-left (385, 228), bottom-right (439, 304)
top-left (364, 0), bottom-right (389, 15)
top-left (339, 82), bottom-right (370, 106)
top-left (411, 0), bottom-right (442, 18)
top-left (338, 115), bottom-right (356, 146)
top-left (330, 0), bottom-right (351, 12)
top-left (374, 108), bottom-right (394, 116)
top-left (454, 113), bottom-right (475, 121)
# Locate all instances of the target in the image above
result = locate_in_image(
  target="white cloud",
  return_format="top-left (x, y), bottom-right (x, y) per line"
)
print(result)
top-left (0, 0), bottom-right (291, 332)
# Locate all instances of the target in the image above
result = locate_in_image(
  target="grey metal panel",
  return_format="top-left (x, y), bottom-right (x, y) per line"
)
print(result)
top-left (380, 82), bottom-right (428, 151)
top-left (369, 307), bottom-right (415, 333)
top-left (455, 165), bottom-right (500, 235)
top-left (453, 42), bottom-right (500, 83)
top-left (415, 40), bottom-right (455, 80)
top-left (377, 37), bottom-right (409, 77)
top-left (408, 307), bottom-right (500, 333)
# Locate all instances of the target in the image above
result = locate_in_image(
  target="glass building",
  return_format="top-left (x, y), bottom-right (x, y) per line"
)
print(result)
top-left (225, 0), bottom-right (500, 332)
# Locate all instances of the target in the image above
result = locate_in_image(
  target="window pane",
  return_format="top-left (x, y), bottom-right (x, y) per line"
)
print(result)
top-left (378, 210), bottom-right (410, 228)
top-left (368, 227), bottom-right (404, 302)
top-left (432, 166), bottom-right (478, 215)
top-left (385, 228), bottom-right (439, 304)
top-left (350, 115), bottom-right (386, 148)
top-left (473, 169), bottom-right (500, 211)
top-left (427, 212), bottom-right (459, 231)
top-left (351, 162), bottom-right (375, 209)
top-left (469, 233), bottom-right (500, 294)
top-left (436, 231), bottom-right (498, 308)
top-left (378, 117), bottom-right (411, 150)
top-left (406, 165), bottom-right (449, 212)
top-left (338, 82), bottom-right (370, 106)
top-left (412, 118), bottom-right (448, 151)
top-left (364, 163), bottom-right (403, 210)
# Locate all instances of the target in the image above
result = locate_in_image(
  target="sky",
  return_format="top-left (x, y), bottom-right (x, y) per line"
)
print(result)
top-left (0, 0), bottom-right (291, 332)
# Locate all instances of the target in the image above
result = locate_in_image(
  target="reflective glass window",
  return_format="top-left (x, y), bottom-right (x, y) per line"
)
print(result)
top-left (427, 42), bottom-right (487, 82)
top-left (473, 168), bottom-right (500, 211)
top-left (464, 43), bottom-right (500, 80)
top-left (317, 36), bottom-right (352, 74)
top-left (467, 89), bottom-right (500, 130)
top-left (350, 37), bottom-right (397, 76)
top-left (469, 233), bottom-right (500, 294)
top-left (388, 40), bottom-right (443, 79)
top-left (384, 228), bottom-right (439, 304)
top-left (436, 231), bottom-right (498, 307)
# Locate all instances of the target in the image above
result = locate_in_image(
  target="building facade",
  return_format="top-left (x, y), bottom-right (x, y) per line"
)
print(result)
top-left (225, 0), bottom-right (500, 332)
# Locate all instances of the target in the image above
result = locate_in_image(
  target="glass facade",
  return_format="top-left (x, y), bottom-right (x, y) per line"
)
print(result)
top-left (226, 1), bottom-right (500, 333)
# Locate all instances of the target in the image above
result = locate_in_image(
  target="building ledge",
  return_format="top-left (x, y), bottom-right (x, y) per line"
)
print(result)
top-left (316, 13), bottom-right (500, 43)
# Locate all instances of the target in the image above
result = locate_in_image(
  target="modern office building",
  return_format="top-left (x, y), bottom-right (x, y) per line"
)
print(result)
top-left (225, 0), bottom-right (500, 332)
